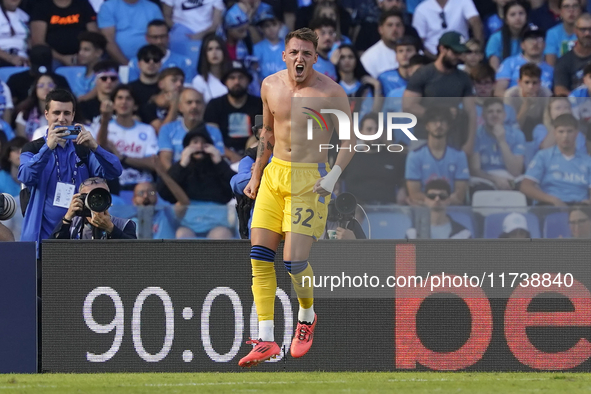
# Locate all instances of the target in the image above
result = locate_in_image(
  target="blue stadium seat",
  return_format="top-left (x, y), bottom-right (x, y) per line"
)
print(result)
top-left (447, 211), bottom-right (475, 236)
top-left (362, 211), bottom-right (412, 239)
top-left (55, 66), bottom-right (85, 90)
top-left (543, 212), bottom-right (571, 238)
top-left (483, 212), bottom-right (541, 238)
top-left (0, 66), bottom-right (28, 82)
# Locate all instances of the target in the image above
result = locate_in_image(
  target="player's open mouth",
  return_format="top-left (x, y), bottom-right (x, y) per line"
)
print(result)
top-left (295, 64), bottom-right (304, 76)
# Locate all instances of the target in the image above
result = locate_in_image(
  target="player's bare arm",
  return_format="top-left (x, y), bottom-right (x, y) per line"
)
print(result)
top-left (244, 77), bottom-right (275, 199)
top-left (314, 80), bottom-right (356, 197)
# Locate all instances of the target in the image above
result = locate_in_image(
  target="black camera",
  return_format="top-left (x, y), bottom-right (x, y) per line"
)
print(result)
top-left (251, 114), bottom-right (263, 138)
top-left (0, 193), bottom-right (16, 221)
top-left (327, 192), bottom-right (357, 224)
top-left (76, 188), bottom-right (112, 217)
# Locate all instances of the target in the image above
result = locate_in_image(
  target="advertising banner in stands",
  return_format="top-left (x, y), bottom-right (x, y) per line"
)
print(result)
top-left (0, 242), bottom-right (37, 373)
top-left (42, 240), bottom-right (591, 372)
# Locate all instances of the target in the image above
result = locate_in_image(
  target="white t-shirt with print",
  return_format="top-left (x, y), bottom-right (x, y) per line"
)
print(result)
top-left (413, 0), bottom-right (479, 54)
top-left (107, 119), bottom-right (158, 186)
top-left (162, 0), bottom-right (225, 34)
top-left (0, 8), bottom-right (29, 58)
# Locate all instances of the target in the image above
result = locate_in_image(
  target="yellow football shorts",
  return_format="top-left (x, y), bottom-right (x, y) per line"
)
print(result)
top-left (251, 157), bottom-right (331, 240)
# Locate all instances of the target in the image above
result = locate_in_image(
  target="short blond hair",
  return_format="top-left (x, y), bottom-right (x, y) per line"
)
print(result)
top-left (285, 28), bottom-right (318, 51)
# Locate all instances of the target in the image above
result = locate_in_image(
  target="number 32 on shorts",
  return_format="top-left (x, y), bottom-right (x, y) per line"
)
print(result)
top-left (292, 207), bottom-right (314, 228)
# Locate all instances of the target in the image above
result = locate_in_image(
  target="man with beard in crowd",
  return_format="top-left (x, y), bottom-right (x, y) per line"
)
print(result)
top-left (403, 31), bottom-right (477, 155)
top-left (157, 125), bottom-right (236, 239)
top-left (204, 62), bottom-right (262, 163)
top-left (554, 13), bottom-right (591, 96)
top-left (361, 9), bottom-right (409, 79)
top-left (405, 106), bottom-right (470, 205)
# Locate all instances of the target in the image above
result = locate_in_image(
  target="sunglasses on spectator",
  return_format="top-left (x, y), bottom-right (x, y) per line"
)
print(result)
top-left (426, 193), bottom-right (449, 201)
top-left (439, 12), bottom-right (447, 29)
top-left (99, 75), bottom-right (118, 82)
top-left (465, 50), bottom-right (481, 55)
top-left (141, 56), bottom-right (162, 63)
top-left (37, 82), bottom-right (56, 89)
top-left (81, 178), bottom-right (106, 187)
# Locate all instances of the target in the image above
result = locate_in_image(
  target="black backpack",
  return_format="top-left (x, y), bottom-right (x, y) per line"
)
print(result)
top-left (235, 147), bottom-right (257, 239)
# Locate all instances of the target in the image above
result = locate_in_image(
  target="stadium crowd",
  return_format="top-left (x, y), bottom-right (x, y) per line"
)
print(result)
top-left (1, 0), bottom-right (591, 241)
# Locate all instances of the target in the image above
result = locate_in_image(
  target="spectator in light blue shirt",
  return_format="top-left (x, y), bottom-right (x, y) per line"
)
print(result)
top-left (72, 32), bottom-right (107, 100)
top-left (97, 0), bottom-right (163, 64)
top-left (470, 98), bottom-right (526, 190)
top-left (378, 35), bottom-right (420, 97)
top-left (252, 10), bottom-right (286, 80)
top-left (532, 97), bottom-right (587, 157)
top-left (486, 0), bottom-right (528, 70)
top-left (405, 106), bottom-right (470, 205)
top-left (158, 88), bottom-right (224, 170)
top-left (127, 20), bottom-right (195, 83)
top-left (469, 63), bottom-right (518, 129)
top-left (544, 0), bottom-right (581, 66)
top-left (521, 113), bottom-right (591, 205)
top-left (495, 24), bottom-right (554, 94)
top-left (310, 17), bottom-right (338, 81)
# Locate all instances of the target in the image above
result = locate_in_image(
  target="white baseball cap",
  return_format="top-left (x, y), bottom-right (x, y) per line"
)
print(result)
top-left (502, 212), bottom-right (528, 234)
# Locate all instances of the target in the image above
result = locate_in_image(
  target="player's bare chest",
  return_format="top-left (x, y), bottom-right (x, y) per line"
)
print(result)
top-left (269, 89), bottom-right (326, 121)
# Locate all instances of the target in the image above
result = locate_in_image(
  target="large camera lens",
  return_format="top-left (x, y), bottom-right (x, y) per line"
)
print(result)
top-left (85, 188), bottom-right (112, 213)
top-left (0, 193), bottom-right (16, 221)
top-left (335, 192), bottom-right (357, 217)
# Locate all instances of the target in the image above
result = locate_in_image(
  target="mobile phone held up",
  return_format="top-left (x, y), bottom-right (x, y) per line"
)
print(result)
top-left (54, 125), bottom-right (82, 140)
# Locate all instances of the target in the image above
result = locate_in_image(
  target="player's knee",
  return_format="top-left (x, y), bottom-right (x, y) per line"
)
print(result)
top-left (250, 245), bottom-right (276, 263)
top-left (284, 260), bottom-right (308, 274)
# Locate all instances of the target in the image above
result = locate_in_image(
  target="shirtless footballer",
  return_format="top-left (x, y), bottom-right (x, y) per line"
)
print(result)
top-left (238, 28), bottom-right (355, 367)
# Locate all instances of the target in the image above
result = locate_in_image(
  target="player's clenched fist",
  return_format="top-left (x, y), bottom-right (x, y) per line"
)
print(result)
top-left (244, 177), bottom-right (261, 199)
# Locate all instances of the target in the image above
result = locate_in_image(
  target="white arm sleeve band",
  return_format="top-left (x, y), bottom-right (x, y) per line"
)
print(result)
top-left (319, 165), bottom-right (342, 193)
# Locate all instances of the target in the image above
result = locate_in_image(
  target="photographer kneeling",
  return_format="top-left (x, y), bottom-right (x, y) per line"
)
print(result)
top-left (51, 177), bottom-right (137, 239)
top-left (324, 192), bottom-right (366, 240)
